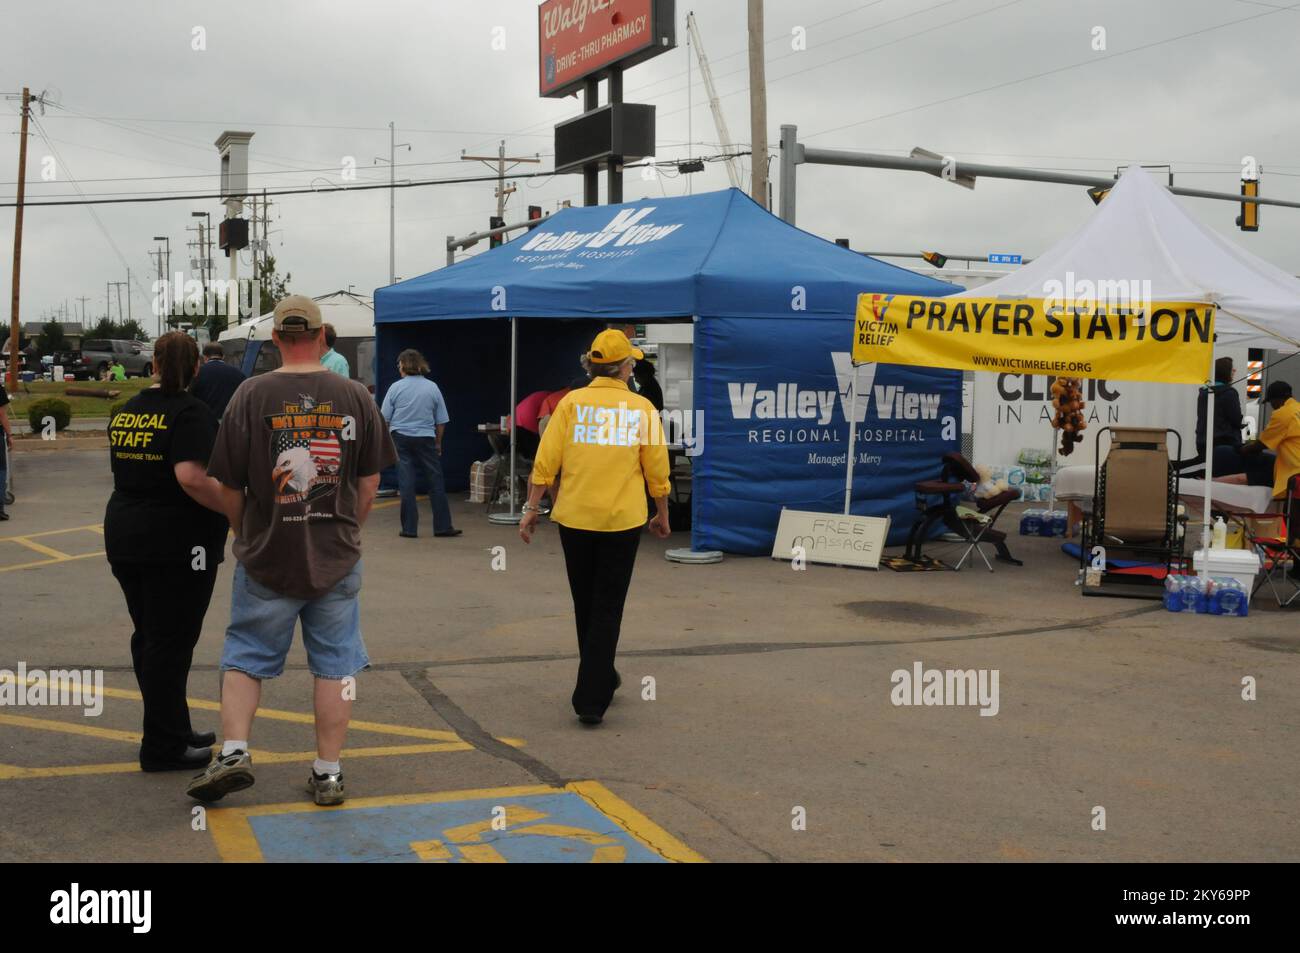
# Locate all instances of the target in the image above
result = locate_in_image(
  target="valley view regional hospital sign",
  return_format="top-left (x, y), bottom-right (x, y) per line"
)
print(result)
top-left (853, 294), bottom-right (1215, 385)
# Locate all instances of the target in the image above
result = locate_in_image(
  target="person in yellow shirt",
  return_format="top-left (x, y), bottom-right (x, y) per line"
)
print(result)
top-left (1240, 381), bottom-right (1300, 499)
top-left (519, 329), bottom-right (671, 726)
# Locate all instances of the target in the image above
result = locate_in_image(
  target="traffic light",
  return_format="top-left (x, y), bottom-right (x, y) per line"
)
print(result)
top-left (527, 205), bottom-right (543, 230)
top-left (921, 251), bottom-right (948, 268)
top-left (1236, 178), bottom-right (1259, 232)
top-left (488, 215), bottom-right (505, 249)
top-left (835, 238), bottom-right (851, 249)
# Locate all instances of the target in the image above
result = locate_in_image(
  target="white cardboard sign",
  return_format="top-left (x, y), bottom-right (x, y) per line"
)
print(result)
top-left (770, 509), bottom-right (891, 569)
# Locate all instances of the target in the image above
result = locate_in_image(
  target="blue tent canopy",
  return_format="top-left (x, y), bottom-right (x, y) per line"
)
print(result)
top-left (377, 188), bottom-right (953, 322)
top-left (375, 188), bottom-right (962, 555)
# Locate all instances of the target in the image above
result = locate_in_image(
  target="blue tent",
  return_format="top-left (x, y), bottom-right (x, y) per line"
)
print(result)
top-left (375, 188), bottom-right (960, 555)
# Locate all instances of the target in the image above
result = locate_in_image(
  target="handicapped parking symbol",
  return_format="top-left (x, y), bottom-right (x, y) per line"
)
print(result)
top-left (410, 804), bottom-right (627, 863)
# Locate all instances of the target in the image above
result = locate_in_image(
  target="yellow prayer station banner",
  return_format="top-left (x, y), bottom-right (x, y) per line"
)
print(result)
top-left (853, 294), bottom-right (1215, 385)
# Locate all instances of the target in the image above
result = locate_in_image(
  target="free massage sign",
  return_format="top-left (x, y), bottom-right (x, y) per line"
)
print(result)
top-left (853, 294), bottom-right (1215, 385)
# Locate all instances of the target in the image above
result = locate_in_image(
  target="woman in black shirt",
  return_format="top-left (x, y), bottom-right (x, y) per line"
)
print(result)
top-left (105, 332), bottom-right (231, 772)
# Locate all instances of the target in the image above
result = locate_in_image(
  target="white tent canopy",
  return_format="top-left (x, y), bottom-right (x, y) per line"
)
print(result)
top-left (956, 165), bottom-right (1300, 349)
top-left (218, 289), bottom-right (374, 343)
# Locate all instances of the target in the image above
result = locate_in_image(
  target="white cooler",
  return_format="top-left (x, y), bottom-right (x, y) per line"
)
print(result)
top-left (1192, 548), bottom-right (1262, 602)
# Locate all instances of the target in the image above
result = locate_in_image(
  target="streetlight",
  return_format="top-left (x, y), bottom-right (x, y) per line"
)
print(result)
top-left (152, 235), bottom-right (170, 334)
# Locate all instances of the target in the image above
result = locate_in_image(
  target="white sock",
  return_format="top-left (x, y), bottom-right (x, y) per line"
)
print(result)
top-left (222, 740), bottom-right (248, 757)
top-left (313, 758), bottom-right (340, 776)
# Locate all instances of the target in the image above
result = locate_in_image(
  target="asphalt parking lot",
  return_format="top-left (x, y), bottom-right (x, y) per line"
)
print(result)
top-left (1, 440), bottom-right (1297, 863)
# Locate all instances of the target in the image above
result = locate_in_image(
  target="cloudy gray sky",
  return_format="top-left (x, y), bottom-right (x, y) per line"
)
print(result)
top-left (3, 0), bottom-right (1298, 328)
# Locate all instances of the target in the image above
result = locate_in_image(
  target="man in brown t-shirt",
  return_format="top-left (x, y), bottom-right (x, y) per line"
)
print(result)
top-left (187, 295), bottom-right (396, 807)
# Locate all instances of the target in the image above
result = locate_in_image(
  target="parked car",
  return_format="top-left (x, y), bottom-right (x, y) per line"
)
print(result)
top-left (43, 348), bottom-right (96, 381)
top-left (79, 339), bottom-right (154, 379)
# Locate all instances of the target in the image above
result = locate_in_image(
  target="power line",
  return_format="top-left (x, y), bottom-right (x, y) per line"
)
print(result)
top-left (28, 112), bottom-right (152, 308)
top-left (0, 152), bottom-right (751, 208)
top-left (41, 113), bottom-right (555, 137)
top-left (804, 0), bottom-right (1300, 140)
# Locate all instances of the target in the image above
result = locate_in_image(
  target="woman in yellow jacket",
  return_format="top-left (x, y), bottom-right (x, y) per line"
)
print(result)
top-left (520, 329), bottom-right (671, 725)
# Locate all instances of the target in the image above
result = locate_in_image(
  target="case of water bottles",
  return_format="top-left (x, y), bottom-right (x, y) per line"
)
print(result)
top-left (1019, 508), bottom-right (1068, 537)
top-left (1163, 574), bottom-right (1249, 616)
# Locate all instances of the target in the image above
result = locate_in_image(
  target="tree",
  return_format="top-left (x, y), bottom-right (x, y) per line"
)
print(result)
top-left (259, 253), bottom-right (291, 315)
top-left (36, 320), bottom-right (66, 354)
top-left (117, 319), bottom-right (150, 342)
top-left (86, 318), bottom-right (117, 341)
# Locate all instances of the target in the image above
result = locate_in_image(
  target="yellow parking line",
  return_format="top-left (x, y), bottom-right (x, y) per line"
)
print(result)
top-left (2, 670), bottom-right (527, 748)
top-left (0, 712), bottom-right (142, 744)
top-left (569, 780), bottom-right (708, 863)
top-left (0, 523), bottom-right (104, 542)
top-left (86, 682), bottom-right (523, 747)
top-left (0, 741), bottom-right (475, 780)
top-left (0, 550), bottom-right (104, 573)
top-left (9, 537), bottom-right (74, 560)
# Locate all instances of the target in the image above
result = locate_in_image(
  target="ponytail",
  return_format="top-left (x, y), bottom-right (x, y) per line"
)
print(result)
top-left (154, 331), bottom-right (199, 395)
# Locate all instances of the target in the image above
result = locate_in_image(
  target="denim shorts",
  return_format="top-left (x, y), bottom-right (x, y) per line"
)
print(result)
top-left (220, 561), bottom-right (370, 680)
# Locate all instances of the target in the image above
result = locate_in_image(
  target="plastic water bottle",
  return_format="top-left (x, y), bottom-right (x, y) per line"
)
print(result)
top-left (1050, 510), bottom-right (1068, 538)
top-left (1163, 574), bottom-right (1185, 612)
top-left (1212, 516), bottom-right (1228, 549)
top-left (1020, 508), bottom-right (1043, 536)
top-left (1181, 575), bottom-right (1207, 613)
top-left (1212, 576), bottom-right (1247, 617)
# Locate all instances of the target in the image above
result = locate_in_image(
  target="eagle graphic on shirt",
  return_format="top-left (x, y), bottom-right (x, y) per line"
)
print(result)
top-left (265, 397), bottom-right (347, 506)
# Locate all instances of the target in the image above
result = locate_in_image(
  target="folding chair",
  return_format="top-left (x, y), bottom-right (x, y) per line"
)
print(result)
top-left (1249, 474), bottom-right (1300, 608)
top-left (1079, 427), bottom-right (1183, 598)
top-left (903, 451), bottom-right (1021, 571)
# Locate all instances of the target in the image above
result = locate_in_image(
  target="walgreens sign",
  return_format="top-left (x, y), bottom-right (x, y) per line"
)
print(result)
top-left (538, 0), bottom-right (675, 98)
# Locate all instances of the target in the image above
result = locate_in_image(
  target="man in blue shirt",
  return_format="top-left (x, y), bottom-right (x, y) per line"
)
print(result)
top-left (380, 349), bottom-right (461, 538)
top-left (192, 342), bottom-right (247, 421)
top-left (320, 323), bottom-right (350, 378)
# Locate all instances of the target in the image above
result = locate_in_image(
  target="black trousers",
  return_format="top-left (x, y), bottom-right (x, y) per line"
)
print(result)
top-left (558, 525), bottom-right (641, 717)
top-left (111, 562), bottom-right (219, 760)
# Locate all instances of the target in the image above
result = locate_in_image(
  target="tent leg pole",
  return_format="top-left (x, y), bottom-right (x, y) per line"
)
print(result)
top-left (489, 316), bottom-right (522, 526)
top-left (1200, 339), bottom-right (1215, 565)
top-left (843, 370), bottom-right (859, 515)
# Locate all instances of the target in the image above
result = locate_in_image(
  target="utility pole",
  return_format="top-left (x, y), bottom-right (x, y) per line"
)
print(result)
top-left (462, 141), bottom-right (541, 232)
top-left (374, 122), bottom-right (411, 286)
top-left (151, 246), bottom-right (164, 334)
top-left (748, 0), bottom-right (769, 209)
top-left (259, 188), bottom-right (271, 300)
top-left (76, 296), bottom-right (89, 323)
top-left (109, 281), bottom-right (127, 325)
top-left (125, 269), bottom-right (132, 323)
top-left (6, 87), bottom-right (30, 389)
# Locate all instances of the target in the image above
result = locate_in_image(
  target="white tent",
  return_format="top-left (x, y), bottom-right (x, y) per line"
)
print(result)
top-left (956, 165), bottom-right (1300, 349)
top-left (955, 165), bottom-right (1300, 551)
top-left (218, 289), bottom-right (374, 343)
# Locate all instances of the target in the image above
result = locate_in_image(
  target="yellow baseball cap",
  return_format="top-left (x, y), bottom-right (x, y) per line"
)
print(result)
top-left (273, 294), bottom-right (322, 331)
top-left (587, 328), bottom-right (644, 364)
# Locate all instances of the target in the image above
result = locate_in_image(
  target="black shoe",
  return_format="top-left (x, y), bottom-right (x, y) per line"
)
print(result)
top-left (140, 745), bottom-right (213, 773)
top-left (434, 528), bottom-right (463, 538)
top-left (399, 532), bottom-right (418, 538)
top-left (189, 730), bottom-right (216, 748)
top-left (577, 713), bottom-right (603, 726)
top-left (0, 512), bottom-right (9, 521)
